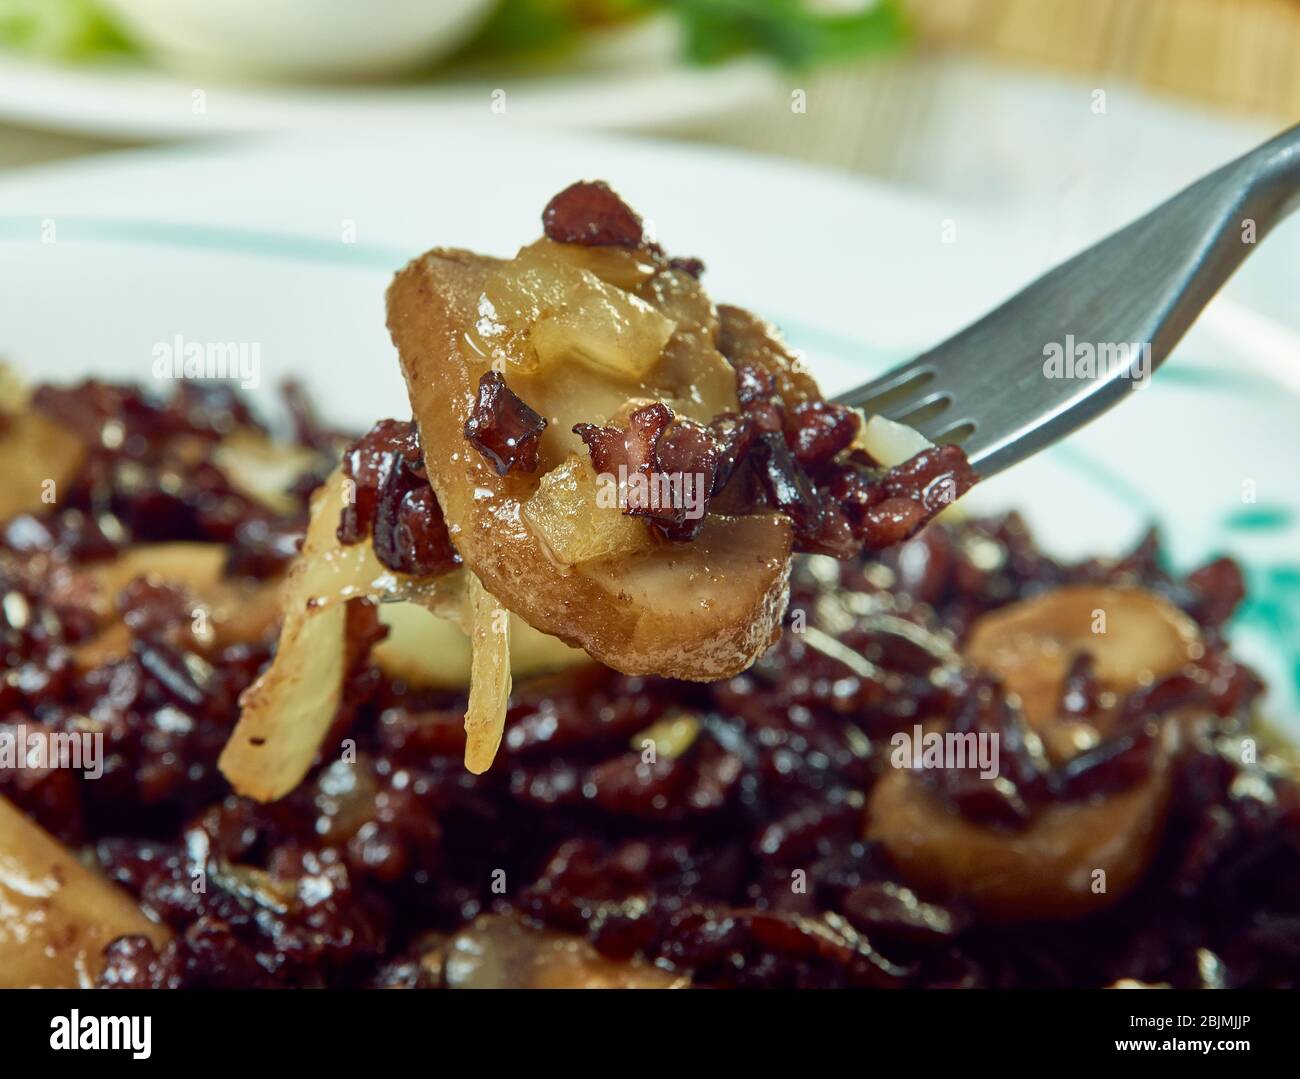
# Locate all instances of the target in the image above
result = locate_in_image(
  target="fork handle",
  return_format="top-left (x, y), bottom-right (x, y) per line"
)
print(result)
top-left (1120, 122), bottom-right (1300, 350)
top-left (998, 123), bottom-right (1296, 473)
top-left (847, 124), bottom-right (1300, 477)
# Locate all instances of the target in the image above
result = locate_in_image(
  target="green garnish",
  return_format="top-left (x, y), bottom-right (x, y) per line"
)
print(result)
top-left (670, 0), bottom-right (906, 67)
top-left (464, 0), bottom-right (906, 68)
top-left (0, 0), bottom-right (131, 61)
top-left (0, 0), bottom-right (905, 71)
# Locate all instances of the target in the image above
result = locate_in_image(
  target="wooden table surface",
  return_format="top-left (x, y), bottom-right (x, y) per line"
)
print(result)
top-left (904, 0), bottom-right (1300, 119)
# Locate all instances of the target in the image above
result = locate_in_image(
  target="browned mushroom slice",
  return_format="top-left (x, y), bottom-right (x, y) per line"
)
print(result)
top-left (387, 246), bottom-right (793, 682)
top-left (716, 304), bottom-right (821, 407)
top-left (868, 584), bottom-right (1205, 922)
top-left (964, 585), bottom-right (1203, 757)
top-left (867, 731), bottom-right (1175, 923)
top-left (0, 796), bottom-right (169, 987)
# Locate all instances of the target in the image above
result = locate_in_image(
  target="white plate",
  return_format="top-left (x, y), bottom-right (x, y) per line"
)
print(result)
top-left (0, 128), bottom-right (1297, 726)
top-left (0, 24), bottom-right (774, 138)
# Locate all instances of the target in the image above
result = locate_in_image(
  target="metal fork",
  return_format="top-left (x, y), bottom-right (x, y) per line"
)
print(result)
top-left (833, 124), bottom-right (1300, 478)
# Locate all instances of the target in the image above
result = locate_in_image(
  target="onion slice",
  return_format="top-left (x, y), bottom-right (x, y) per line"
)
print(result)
top-left (218, 469), bottom-right (466, 801)
top-left (858, 413), bottom-right (934, 468)
top-left (212, 427), bottom-right (323, 515)
top-left (0, 796), bottom-right (169, 987)
top-left (218, 467), bottom-right (516, 798)
top-left (463, 573), bottom-right (511, 774)
top-left (371, 601), bottom-right (584, 690)
top-left (0, 409), bottom-right (86, 523)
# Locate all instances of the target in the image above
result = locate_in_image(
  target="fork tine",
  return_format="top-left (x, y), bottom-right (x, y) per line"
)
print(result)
top-left (925, 419), bottom-right (978, 447)
top-left (834, 362), bottom-right (935, 418)
top-left (835, 361), bottom-right (968, 444)
top-left (886, 390), bottom-right (952, 430)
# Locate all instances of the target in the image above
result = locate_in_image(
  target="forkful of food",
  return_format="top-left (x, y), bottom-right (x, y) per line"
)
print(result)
top-left (219, 123), bottom-right (1300, 798)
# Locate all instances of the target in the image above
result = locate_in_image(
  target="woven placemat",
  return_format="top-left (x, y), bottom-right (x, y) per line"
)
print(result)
top-left (905, 0), bottom-right (1300, 118)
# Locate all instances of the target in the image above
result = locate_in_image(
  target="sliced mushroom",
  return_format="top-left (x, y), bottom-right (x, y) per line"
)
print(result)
top-left (435, 914), bottom-right (686, 989)
top-left (867, 584), bottom-right (1205, 922)
top-left (964, 585), bottom-right (1202, 758)
top-left (867, 730), bottom-right (1174, 923)
top-left (715, 304), bottom-right (820, 407)
top-left (0, 796), bottom-right (169, 987)
top-left (387, 246), bottom-right (793, 681)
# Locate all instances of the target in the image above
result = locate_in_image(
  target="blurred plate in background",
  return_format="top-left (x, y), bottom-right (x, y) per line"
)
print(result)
top-left (0, 18), bottom-right (775, 138)
top-left (0, 127), bottom-right (1296, 725)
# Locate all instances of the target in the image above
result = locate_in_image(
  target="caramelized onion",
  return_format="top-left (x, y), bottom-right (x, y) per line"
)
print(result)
top-left (859, 413), bottom-right (933, 467)
top-left (0, 409), bottom-right (87, 524)
top-left (74, 543), bottom-right (283, 669)
top-left (463, 572), bottom-right (512, 774)
top-left (218, 470), bottom-right (466, 801)
top-left (212, 427), bottom-right (321, 515)
top-left (372, 601), bottom-right (585, 691)
top-left (0, 796), bottom-right (168, 987)
top-left (437, 915), bottom-right (686, 989)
